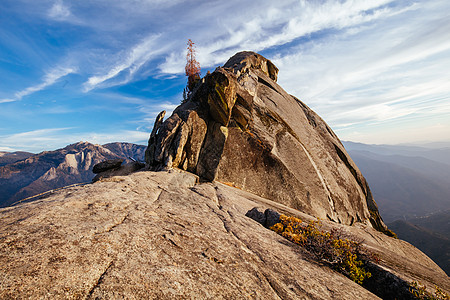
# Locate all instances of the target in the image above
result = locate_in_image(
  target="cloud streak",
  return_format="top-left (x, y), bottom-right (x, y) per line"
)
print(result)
top-left (1, 66), bottom-right (76, 103)
top-left (272, 0), bottom-right (450, 140)
top-left (83, 34), bottom-right (167, 91)
top-left (160, 0), bottom-right (398, 74)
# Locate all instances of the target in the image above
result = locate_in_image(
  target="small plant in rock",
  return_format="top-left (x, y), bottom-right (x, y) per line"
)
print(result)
top-left (270, 215), bottom-right (372, 284)
top-left (409, 281), bottom-right (449, 300)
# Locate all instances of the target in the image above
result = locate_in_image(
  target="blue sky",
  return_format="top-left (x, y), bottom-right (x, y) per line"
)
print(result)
top-left (1, 0), bottom-right (449, 152)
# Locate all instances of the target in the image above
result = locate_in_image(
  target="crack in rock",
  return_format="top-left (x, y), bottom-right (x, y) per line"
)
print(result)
top-left (86, 260), bottom-right (114, 299)
top-left (104, 213), bottom-right (129, 233)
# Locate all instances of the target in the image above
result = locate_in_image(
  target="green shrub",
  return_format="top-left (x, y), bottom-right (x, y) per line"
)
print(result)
top-left (270, 215), bottom-right (371, 284)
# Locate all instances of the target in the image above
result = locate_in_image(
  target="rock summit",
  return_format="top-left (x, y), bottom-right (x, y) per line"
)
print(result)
top-left (145, 51), bottom-right (387, 233)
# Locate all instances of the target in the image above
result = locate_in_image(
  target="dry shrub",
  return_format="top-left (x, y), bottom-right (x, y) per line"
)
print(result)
top-left (410, 281), bottom-right (449, 300)
top-left (271, 215), bottom-right (372, 284)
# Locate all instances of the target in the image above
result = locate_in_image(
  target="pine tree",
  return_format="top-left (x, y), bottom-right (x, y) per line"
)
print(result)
top-left (185, 39), bottom-right (201, 95)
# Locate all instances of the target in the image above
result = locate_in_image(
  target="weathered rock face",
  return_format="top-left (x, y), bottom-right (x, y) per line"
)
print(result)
top-left (1, 171), bottom-right (447, 299)
top-left (145, 51), bottom-right (387, 232)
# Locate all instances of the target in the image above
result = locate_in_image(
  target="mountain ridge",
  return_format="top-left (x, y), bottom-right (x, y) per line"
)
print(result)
top-left (0, 151), bottom-right (34, 167)
top-left (388, 218), bottom-right (450, 276)
top-left (0, 142), bottom-right (146, 207)
top-left (344, 141), bottom-right (450, 166)
top-left (348, 150), bottom-right (450, 222)
top-left (344, 141), bottom-right (450, 276)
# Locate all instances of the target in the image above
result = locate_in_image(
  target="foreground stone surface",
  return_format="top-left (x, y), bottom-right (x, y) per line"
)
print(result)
top-left (0, 171), bottom-right (447, 299)
top-left (145, 51), bottom-right (386, 233)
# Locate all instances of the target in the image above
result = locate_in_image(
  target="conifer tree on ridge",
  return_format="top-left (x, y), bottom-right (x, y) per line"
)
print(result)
top-left (185, 39), bottom-right (201, 97)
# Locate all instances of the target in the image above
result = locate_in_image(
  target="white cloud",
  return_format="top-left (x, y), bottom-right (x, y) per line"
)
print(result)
top-left (58, 0), bottom-right (450, 145)
top-left (271, 1), bottom-right (450, 138)
top-left (1, 128), bottom-right (74, 152)
top-left (1, 67), bottom-right (76, 103)
top-left (3, 0), bottom-right (450, 148)
top-left (48, 0), bottom-right (72, 21)
top-left (0, 146), bottom-right (15, 152)
top-left (83, 34), bottom-right (168, 91)
top-left (159, 0), bottom-right (397, 74)
top-left (339, 121), bottom-right (450, 145)
top-left (137, 101), bottom-right (179, 129)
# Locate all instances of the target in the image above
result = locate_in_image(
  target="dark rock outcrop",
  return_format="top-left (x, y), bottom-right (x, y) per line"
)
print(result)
top-left (245, 207), bottom-right (281, 228)
top-left (92, 161), bottom-right (145, 182)
top-left (145, 51), bottom-right (387, 233)
top-left (92, 159), bottom-right (124, 174)
top-left (245, 207), bottom-right (266, 226)
top-left (264, 208), bottom-right (281, 228)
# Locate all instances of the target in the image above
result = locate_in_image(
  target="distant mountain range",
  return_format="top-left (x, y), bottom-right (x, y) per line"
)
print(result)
top-left (343, 141), bottom-right (450, 166)
top-left (0, 151), bottom-right (33, 167)
top-left (344, 141), bottom-right (450, 222)
top-left (344, 141), bottom-right (450, 275)
top-left (387, 210), bottom-right (450, 276)
top-left (0, 142), bottom-right (146, 208)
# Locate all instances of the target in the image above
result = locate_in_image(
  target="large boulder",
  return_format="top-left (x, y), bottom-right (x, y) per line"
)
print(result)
top-left (92, 159), bottom-right (124, 174)
top-left (145, 52), bottom-right (388, 233)
top-left (92, 161), bottom-right (145, 182)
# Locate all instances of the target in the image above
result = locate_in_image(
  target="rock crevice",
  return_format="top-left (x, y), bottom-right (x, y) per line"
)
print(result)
top-left (87, 261), bottom-right (114, 299)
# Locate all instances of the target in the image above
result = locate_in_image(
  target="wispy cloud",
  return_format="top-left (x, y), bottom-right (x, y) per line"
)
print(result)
top-left (48, 0), bottom-right (72, 21)
top-left (137, 102), bottom-right (179, 129)
top-left (0, 128), bottom-right (74, 152)
top-left (0, 146), bottom-right (15, 152)
top-left (82, 130), bottom-right (149, 145)
top-left (160, 0), bottom-right (397, 74)
top-left (1, 66), bottom-right (76, 103)
top-left (272, 0), bottom-right (450, 138)
top-left (340, 120), bottom-right (450, 145)
top-left (83, 35), bottom-right (167, 91)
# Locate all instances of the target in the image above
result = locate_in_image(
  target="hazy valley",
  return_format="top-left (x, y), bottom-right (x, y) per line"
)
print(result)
top-left (344, 141), bottom-right (450, 275)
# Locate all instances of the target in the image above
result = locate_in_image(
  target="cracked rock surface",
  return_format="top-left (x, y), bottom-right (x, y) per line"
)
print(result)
top-left (0, 170), bottom-right (447, 299)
